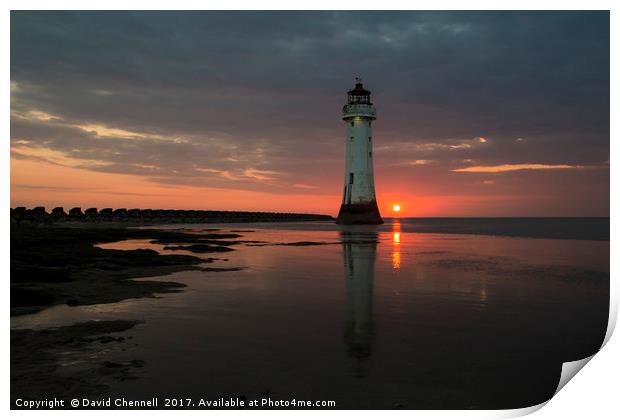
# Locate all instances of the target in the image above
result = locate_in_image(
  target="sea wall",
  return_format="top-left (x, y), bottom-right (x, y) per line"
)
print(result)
top-left (10, 207), bottom-right (334, 225)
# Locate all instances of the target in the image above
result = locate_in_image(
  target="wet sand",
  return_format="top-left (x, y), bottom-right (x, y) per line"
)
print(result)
top-left (11, 224), bottom-right (243, 315)
top-left (11, 224), bottom-right (247, 401)
top-left (10, 220), bottom-right (610, 409)
top-left (11, 320), bottom-right (143, 403)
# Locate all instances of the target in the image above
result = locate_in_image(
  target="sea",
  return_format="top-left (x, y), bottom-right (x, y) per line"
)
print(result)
top-left (11, 217), bottom-right (610, 409)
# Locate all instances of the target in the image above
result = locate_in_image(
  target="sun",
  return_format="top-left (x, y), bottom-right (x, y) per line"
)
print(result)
top-left (393, 204), bottom-right (401, 213)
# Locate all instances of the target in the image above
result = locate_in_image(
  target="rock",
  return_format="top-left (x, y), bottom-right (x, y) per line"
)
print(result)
top-left (51, 207), bottom-right (66, 217)
top-left (69, 207), bottom-right (83, 217)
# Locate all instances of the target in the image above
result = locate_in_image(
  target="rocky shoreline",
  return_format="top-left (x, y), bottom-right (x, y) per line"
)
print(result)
top-left (11, 222), bottom-right (253, 401)
top-left (10, 224), bottom-right (249, 315)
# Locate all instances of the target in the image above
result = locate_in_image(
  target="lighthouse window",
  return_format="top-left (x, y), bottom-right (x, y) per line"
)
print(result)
top-left (349, 173), bottom-right (354, 184)
top-left (369, 151), bottom-right (372, 157)
top-left (369, 136), bottom-right (372, 141)
top-left (350, 122), bottom-right (354, 127)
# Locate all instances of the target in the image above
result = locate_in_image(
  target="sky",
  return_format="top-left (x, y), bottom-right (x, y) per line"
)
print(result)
top-left (10, 11), bottom-right (609, 217)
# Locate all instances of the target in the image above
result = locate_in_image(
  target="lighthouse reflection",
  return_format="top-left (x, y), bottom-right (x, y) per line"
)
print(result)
top-left (341, 229), bottom-right (378, 376)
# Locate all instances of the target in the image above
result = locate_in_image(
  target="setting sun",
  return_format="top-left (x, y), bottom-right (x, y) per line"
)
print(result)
top-left (393, 204), bottom-right (401, 213)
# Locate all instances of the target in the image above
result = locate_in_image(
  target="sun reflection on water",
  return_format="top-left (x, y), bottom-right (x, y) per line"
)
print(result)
top-left (392, 221), bottom-right (401, 270)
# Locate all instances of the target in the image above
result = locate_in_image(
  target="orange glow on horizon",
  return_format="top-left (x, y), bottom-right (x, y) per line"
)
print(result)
top-left (9, 158), bottom-right (339, 214)
top-left (10, 156), bottom-right (606, 218)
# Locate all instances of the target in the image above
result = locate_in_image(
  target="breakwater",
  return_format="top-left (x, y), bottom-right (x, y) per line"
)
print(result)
top-left (10, 207), bottom-right (334, 225)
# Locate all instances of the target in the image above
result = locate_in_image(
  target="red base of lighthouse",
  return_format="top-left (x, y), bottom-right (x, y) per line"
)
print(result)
top-left (336, 201), bottom-right (383, 225)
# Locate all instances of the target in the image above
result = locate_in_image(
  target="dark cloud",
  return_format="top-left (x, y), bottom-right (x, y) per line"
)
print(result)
top-left (10, 11), bottom-right (609, 209)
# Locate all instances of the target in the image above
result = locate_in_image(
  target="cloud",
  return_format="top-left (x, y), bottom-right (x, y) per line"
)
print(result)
top-left (9, 11), bottom-right (610, 213)
top-left (13, 110), bottom-right (61, 122)
top-left (11, 145), bottom-right (110, 168)
top-left (414, 139), bottom-right (479, 151)
top-left (243, 168), bottom-right (282, 181)
top-left (423, 142), bottom-right (471, 150)
top-left (452, 164), bottom-right (585, 173)
top-left (75, 124), bottom-right (148, 139)
top-left (377, 137), bottom-right (489, 155)
top-left (12, 106), bottom-right (184, 142)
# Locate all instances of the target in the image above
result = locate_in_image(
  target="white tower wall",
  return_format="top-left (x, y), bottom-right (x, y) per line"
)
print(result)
top-left (343, 119), bottom-right (377, 204)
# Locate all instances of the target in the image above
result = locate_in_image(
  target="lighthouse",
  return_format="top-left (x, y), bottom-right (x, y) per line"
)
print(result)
top-left (336, 79), bottom-right (383, 225)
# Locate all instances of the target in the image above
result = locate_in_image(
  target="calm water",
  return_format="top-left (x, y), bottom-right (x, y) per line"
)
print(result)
top-left (11, 218), bottom-right (610, 409)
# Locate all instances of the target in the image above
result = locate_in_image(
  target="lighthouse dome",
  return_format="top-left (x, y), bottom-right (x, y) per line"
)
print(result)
top-left (342, 79), bottom-right (376, 120)
top-left (347, 81), bottom-right (372, 105)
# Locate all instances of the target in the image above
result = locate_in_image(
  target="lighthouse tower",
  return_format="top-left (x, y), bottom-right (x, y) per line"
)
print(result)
top-left (336, 79), bottom-right (383, 225)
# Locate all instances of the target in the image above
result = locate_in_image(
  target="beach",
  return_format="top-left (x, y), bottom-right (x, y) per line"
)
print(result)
top-left (10, 218), bottom-right (609, 408)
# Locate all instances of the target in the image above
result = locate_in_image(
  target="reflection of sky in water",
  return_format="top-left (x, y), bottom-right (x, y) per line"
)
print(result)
top-left (10, 220), bottom-right (609, 408)
top-left (12, 221), bottom-right (609, 330)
